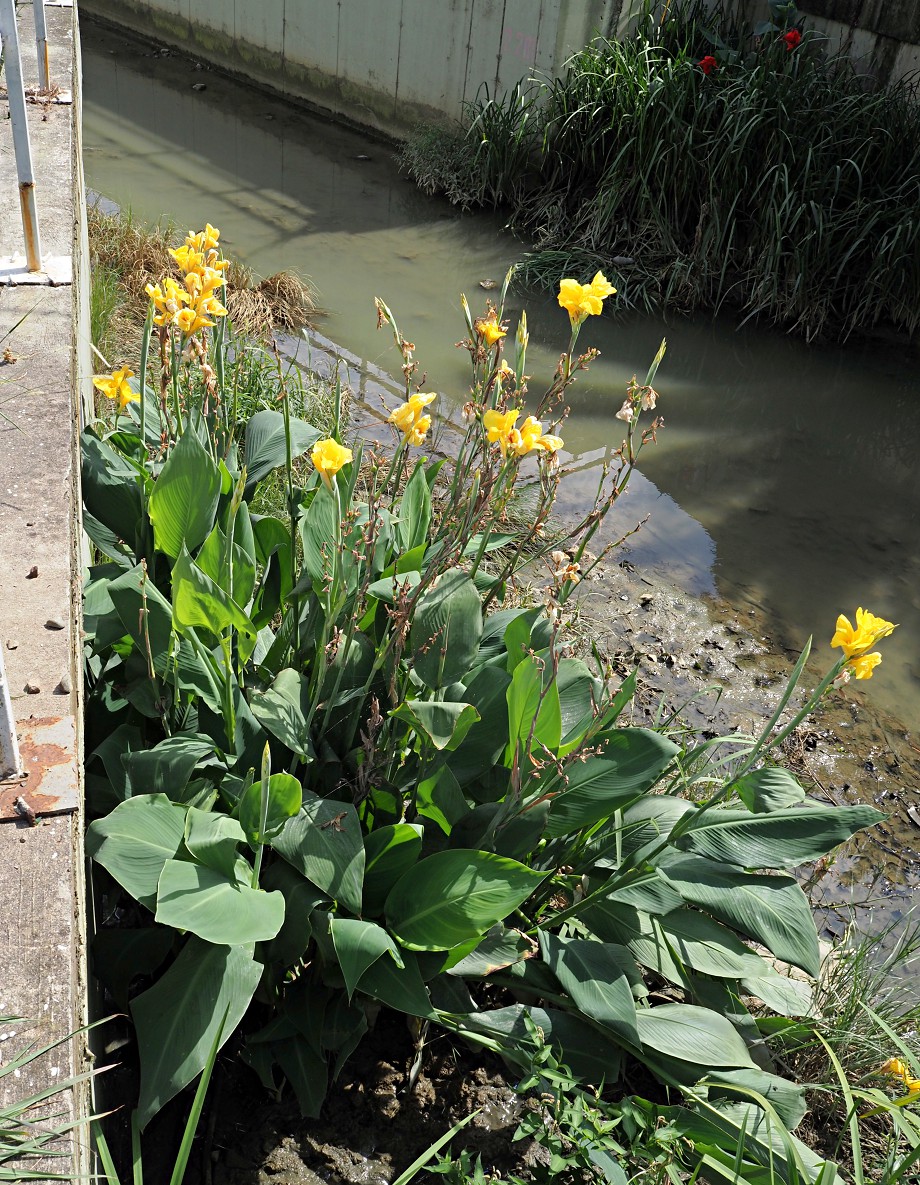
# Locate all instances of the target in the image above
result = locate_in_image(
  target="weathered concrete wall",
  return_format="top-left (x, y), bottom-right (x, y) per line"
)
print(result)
top-left (741, 0), bottom-right (920, 82)
top-left (0, 0), bottom-right (90, 1177)
top-left (80, 0), bottom-right (638, 136)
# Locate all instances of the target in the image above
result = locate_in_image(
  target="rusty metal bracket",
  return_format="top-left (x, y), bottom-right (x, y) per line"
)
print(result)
top-left (0, 716), bottom-right (79, 822)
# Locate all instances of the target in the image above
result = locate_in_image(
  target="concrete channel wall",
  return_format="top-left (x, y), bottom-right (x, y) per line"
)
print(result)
top-left (741, 0), bottom-right (920, 82)
top-left (0, 0), bottom-right (91, 1176)
top-left (80, 0), bottom-right (646, 136)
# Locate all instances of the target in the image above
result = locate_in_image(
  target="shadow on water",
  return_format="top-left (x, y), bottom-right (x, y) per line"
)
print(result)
top-left (81, 16), bottom-right (920, 729)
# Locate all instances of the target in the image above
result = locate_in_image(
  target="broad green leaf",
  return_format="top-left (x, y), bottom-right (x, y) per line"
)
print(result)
top-left (106, 563), bottom-right (173, 676)
top-left (702, 1068), bottom-right (807, 1131)
top-left (410, 571), bottom-right (483, 688)
top-left (250, 668), bottom-right (315, 762)
top-left (184, 807), bottom-right (246, 877)
top-left (547, 728), bottom-right (680, 838)
top-left (86, 794), bottom-right (187, 909)
top-left (541, 934), bottom-right (640, 1047)
top-left (674, 805), bottom-right (884, 868)
top-left (271, 793), bottom-right (365, 914)
top-left (244, 410), bottom-right (320, 494)
top-left (657, 910), bottom-right (770, 980)
top-left (447, 925), bottom-right (535, 978)
top-left (155, 860), bottom-right (284, 944)
top-left (196, 524), bottom-right (256, 608)
top-left (741, 973), bottom-right (815, 1017)
top-left (503, 609), bottom-right (538, 672)
top-left (240, 772), bottom-right (303, 845)
top-left (273, 1032), bottom-right (327, 1118)
top-left (260, 861), bottom-right (326, 967)
top-left (415, 764), bottom-right (470, 835)
top-left (330, 918), bottom-right (404, 999)
top-left (398, 462), bottom-right (431, 553)
top-left (385, 849), bottom-right (545, 951)
top-left (133, 938), bottom-right (262, 1128)
top-left (299, 481), bottom-right (338, 584)
top-left (735, 767), bottom-right (807, 813)
top-left (659, 853), bottom-right (821, 977)
top-left (366, 571), bottom-right (422, 603)
top-left (357, 950), bottom-right (436, 1019)
top-left (172, 547), bottom-right (256, 650)
top-left (557, 658), bottom-right (602, 753)
top-left (81, 430), bottom-right (146, 545)
top-left (123, 734), bottom-right (216, 800)
top-left (448, 665), bottom-right (511, 787)
top-left (363, 824), bottom-right (423, 914)
top-left (149, 427), bottom-right (221, 558)
top-left (505, 655), bottom-right (562, 763)
top-left (636, 1004), bottom-right (755, 1069)
top-left (617, 794), bottom-right (694, 859)
top-left (391, 700), bottom-right (480, 752)
top-left (453, 1005), bottom-right (624, 1084)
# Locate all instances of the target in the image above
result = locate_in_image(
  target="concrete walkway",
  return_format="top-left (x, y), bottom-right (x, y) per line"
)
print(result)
top-left (0, 0), bottom-right (90, 1175)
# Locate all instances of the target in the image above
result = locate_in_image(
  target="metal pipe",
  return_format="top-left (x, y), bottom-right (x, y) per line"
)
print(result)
top-left (0, 646), bottom-right (22, 779)
top-left (32, 0), bottom-right (50, 90)
top-left (0, 0), bottom-right (44, 272)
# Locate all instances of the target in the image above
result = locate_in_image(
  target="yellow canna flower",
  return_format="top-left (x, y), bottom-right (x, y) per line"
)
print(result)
top-left (508, 415), bottom-right (564, 457)
top-left (176, 307), bottom-right (215, 336)
top-left (831, 607), bottom-right (897, 658)
top-left (483, 408), bottom-right (519, 457)
top-left (184, 224), bottom-right (221, 255)
top-left (557, 271), bottom-right (617, 327)
top-left (389, 392), bottom-right (436, 443)
top-left (848, 652), bottom-right (882, 680)
top-left (93, 365), bottom-right (138, 411)
top-left (311, 438), bottom-right (353, 489)
top-left (170, 244), bottom-right (206, 274)
top-left (475, 315), bottom-right (507, 348)
top-left (145, 277), bottom-right (190, 327)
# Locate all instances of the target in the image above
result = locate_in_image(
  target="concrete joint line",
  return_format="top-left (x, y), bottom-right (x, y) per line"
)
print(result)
top-left (0, 253), bottom-right (73, 284)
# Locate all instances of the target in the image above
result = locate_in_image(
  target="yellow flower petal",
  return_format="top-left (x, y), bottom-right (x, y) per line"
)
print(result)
top-left (311, 438), bottom-right (353, 488)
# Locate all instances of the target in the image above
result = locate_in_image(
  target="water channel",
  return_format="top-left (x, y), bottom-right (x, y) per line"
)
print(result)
top-left (81, 21), bottom-right (919, 746)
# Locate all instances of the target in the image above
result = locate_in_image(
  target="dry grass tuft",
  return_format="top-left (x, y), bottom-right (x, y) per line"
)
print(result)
top-left (87, 204), bottom-right (319, 361)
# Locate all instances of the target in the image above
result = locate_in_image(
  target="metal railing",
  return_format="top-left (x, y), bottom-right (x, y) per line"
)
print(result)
top-left (0, 0), bottom-right (55, 272)
top-left (0, 646), bottom-right (22, 779)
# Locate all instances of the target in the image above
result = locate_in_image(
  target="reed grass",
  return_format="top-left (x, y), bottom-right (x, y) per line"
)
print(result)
top-left (401, 1), bottom-right (920, 341)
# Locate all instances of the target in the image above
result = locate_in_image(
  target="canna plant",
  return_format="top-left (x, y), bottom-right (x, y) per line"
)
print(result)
top-left (83, 227), bottom-right (884, 1181)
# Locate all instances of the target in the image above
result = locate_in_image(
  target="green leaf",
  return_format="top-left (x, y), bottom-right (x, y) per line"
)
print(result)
top-left (184, 807), bottom-right (246, 877)
top-left (155, 861), bottom-right (284, 944)
top-left (81, 430), bottom-right (147, 546)
top-left (271, 793), bottom-right (365, 915)
top-left (92, 927), bottom-right (174, 1010)
top-left (366, 571), bottom-right (422, 603)
top-left (702, 1068), bottom-right (807, 1131)
top-left (272, 1033), bottom-right (327, 1118)
top-left (299, 481), bottom-right (338, 584)
top-left (362, 824), bottom-right (423, 915)
top-left (391, 700), bottom-right (480, 751)
top-left (357, 950), bottom-right (436, 1019)
top-left (133, 938), bottom-right (262, 1128)
top-left (541, 934), bottom-right (640, 1047)
top-left (659, 853), bottom-right (821, 977)
top-left (330, 918), bottom-right (404, 999)
top-left (448, 665), bottom-right (511, 787)
top-left (149, 428), bottom-right (222, 558)
top-left (398, 462), bottom-right (431, 553)
top-left (735, 767), bottom-right (807, 813)
top-left (410, 571), bottom-right (483, 688)
top-left (557, 658), bottom-right (603, 754)
top-left (123, 734), bottom-right (216, 800)
top-left (415, 764), bottom-right (471, 835)
top-left (239, 772), bottom-right (303, 844)
top-left (86, 794), bottom-right (188, 909)
top-left (674, 805), bottom-right (884, 868)
top-left (505, 655), bottom-right (562, 763)
top-left (447, 925), bottom-right (535, 977)
top-left (244, 410), bottom-right (320, 494)
top-left (260, 862), bottom-right (326, 966)
top-left (636, 1004), bottom-right (755, 1069)
top-left (172, 547), bottom-right (256, 646)
top-left (547, 729), bottom-right (680, 838)
top-left (250, 668), bottom-right (315, 763)
top-left (741, 974), bottom-right (815, 1017)
top-left (385, 849), bottom-right (545, 951)
top-left (106, 563), bottom-right (173, 676)
top-left (657, 910), bottom-right (771, 980)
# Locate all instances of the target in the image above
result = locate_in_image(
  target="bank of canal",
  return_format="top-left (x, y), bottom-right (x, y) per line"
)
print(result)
top-left (79, 17), bottom-right (920, 928)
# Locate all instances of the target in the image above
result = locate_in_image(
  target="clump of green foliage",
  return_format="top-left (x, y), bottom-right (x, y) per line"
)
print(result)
top-left (401, 1), bottom-right (920, 341)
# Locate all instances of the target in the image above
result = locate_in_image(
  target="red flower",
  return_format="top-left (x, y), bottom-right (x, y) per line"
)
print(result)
top-left (782, 28), bottom-right (802, 51)
top-left (699, 55), bottom-right (718, 75)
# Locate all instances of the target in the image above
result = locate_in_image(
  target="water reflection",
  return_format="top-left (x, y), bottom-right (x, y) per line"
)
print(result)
top-left (82, 18), bottom-right (920, 721)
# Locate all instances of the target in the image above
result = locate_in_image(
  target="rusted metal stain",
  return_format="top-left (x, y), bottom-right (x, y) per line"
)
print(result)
top-left (18, 181), bottom-right (41, 273)
top-left (0, 716), bottom-right (78, 822)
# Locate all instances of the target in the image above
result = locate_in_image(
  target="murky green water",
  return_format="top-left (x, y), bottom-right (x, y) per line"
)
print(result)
top-left (81, 18), bottom-right (920, 727)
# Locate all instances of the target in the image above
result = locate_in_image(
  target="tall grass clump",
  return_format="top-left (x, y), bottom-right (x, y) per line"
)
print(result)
top-left (401, 1), bottom-right (920, 341)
